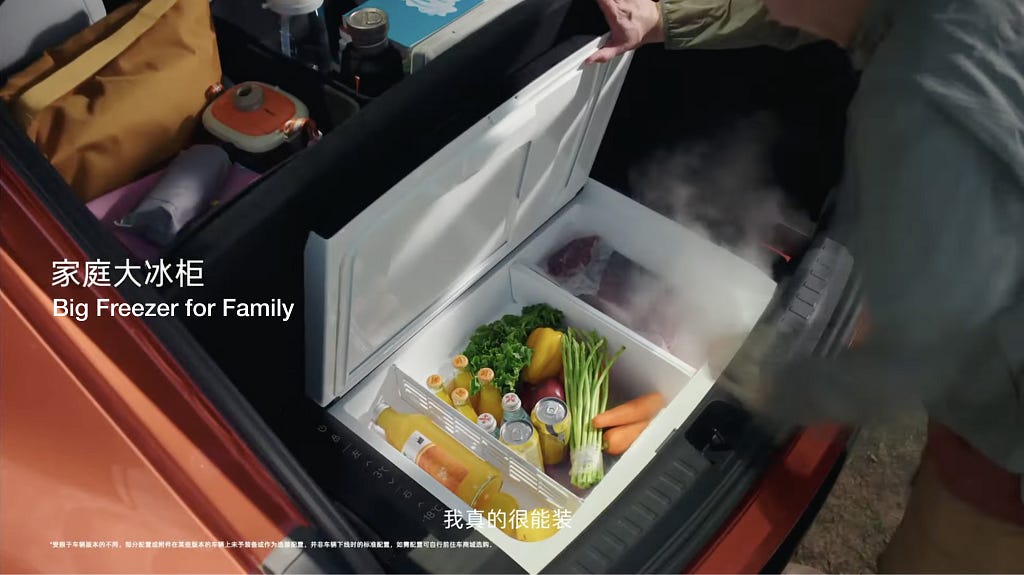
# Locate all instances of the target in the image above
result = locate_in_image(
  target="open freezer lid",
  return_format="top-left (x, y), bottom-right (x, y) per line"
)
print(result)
top-left (305, 38), bottom-right (633, 405)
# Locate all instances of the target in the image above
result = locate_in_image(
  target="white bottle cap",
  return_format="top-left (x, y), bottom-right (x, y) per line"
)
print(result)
top-left (502, 392), bottom-right (522, 412)
top-left (263, 0), bottom-right (324, 16)
top-left (476, 413), bottom-right (496, 432)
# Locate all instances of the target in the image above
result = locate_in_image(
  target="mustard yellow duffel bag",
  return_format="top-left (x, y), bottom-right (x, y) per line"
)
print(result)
top-left (0, 0), bottom-right (222, 201)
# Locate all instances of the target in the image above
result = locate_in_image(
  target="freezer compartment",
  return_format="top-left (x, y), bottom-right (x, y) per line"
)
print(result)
top-left (330, 265), bottom-right (710, 571)
top-left (327, 182), bottom-right (775, 572)
top-left (518, 180), bottom-right (778, 373)
top-left (332, 260), bottom-right (697, 498)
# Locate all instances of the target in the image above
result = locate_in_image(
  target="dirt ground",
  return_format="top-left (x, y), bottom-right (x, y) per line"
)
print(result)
top-left (791, 411), bottom-right (928, 574)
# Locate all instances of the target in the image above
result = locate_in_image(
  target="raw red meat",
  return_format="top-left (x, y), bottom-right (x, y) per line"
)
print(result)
top-left (597, 253), bottom-right (682, 349)
top-left (596, 252), bottom-right (641, 305)
top-left (546, 235), bottom-right (600, 277)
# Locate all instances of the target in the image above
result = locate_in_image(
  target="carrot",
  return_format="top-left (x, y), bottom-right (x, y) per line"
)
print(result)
top-left (591, 392), bottom-right (665, 429)
top-left (602, 420), bottom-right (650, 455)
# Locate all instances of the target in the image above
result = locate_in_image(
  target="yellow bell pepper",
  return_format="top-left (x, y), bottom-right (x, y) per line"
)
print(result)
top-left (523, 327), bottom-right (563, 384)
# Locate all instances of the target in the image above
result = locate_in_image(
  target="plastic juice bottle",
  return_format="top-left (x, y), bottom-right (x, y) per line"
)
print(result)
top-left (476, 368), bottom-right (504, 426)
top-left (448, 354), bottom-right (473, 393)
top-left (426, 374), bottom-right (453, 406)
top-left (450, 388), bottom-right (478, 421)
top-left (373, 404), bottom-right (501, 507)
top-left (516, 508), bottom-right (560, 542)
top-left (477, 491), bottom-right (520, 537)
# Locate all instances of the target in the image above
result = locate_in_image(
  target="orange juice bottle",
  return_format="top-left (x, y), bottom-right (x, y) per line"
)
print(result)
top-left (426, 374), bottom-right (453, 406)
top-left (450, 388), bottom-right (478, 420)
top-left (448, 355), bottom-right (473, 393)
top-left (477, 491), bottom-right (520, 537)
top-left (476, 368), bottom-right (503, 427)
top-left (373, 404), bottom-right (502, 508)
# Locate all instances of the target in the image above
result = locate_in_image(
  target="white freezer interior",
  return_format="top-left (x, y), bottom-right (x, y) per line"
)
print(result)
top-left (306, 38), bottom-right (776, 574)
top-left (327, 182), bottom-right (775, 573)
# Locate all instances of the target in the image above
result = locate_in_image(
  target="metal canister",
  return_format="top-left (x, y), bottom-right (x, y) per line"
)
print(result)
top-left (531, 397), bottom-right (570, 466)
top-left (499, 420), bottom-right (545, 471)
top-left (340, 7), bottom-right (403, 97)
top-left (477, 412), bottom-right (499, 440)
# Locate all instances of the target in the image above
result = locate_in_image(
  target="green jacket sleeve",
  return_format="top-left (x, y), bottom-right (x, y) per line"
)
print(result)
top-left (660, 0), bottom-right (819, 50)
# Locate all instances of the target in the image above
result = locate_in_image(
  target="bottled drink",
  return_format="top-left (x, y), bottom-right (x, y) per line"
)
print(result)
top-left (339, 7), bottom-right (404, 98)
top-left (476, 491), bottom-right (520, 538)
top-left (373, 404), bottom-right (501, 507)
top-left (264, 0), bottom-right (332, 74)
top-left (501, 393), bottom-right (530, 425)
top-left (477, 412), bottom-right (499, 439)
top-left (450, 388), bottom-right (478, 421)
top-left (448, 355), bottom-right (472, 394)
top-left (426, 374), bottom-right (453, 406)
top-left (476, 368), bottom-right (503, 426)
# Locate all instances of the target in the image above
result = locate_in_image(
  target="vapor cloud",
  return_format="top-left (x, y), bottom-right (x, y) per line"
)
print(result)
top-left (629, 112), bottom-right (796, 274)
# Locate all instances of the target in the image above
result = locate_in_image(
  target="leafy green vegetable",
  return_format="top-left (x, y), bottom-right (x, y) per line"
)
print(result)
top-left (519, 303), bottom-right (564, 332)
top-left (463, 303), bottom-right (564, 395)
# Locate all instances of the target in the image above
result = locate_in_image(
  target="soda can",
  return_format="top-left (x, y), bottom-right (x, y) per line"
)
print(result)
top-left (477, 413), bottom-right (499, 439)
top-left (531, 397), bottom-right (570, 466)
top-left (499, 420), bottom-right (545, 471)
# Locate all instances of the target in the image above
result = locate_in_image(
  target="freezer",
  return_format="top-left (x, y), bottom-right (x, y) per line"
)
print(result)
top-left (303, 37), bottom-right (852, 574)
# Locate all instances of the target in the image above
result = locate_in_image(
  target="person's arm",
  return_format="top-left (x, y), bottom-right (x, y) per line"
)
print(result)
top-left (588, 0), bottom-right (818, 64)
top-left (728, 20), bottom-right (1024, 444)
top-left (661, 0), bottom-right (817, 50)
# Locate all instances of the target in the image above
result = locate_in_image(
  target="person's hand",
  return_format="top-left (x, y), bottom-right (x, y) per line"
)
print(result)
top-left (586, 0), bottom-right (665, 64)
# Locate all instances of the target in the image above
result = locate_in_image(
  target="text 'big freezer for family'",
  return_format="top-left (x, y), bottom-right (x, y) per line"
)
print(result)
top-left (53, 298), bottom-right (294, 322)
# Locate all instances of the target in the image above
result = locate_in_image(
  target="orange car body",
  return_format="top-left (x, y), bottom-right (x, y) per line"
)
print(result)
top-left (1, 160), bottom-right (306, 573)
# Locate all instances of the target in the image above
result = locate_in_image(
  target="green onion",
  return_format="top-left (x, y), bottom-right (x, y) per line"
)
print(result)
top-left (562, 327), bottom-right (625, 489)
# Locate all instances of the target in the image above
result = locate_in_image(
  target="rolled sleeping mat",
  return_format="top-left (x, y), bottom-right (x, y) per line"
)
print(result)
top-left (116, 145), bottom-right (230, 247)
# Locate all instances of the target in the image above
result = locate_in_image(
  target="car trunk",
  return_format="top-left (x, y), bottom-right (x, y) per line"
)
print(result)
top-left (1, 0), bottom-right (860, 572)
